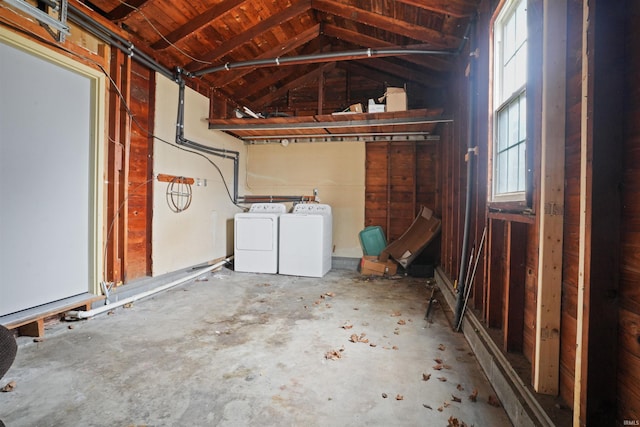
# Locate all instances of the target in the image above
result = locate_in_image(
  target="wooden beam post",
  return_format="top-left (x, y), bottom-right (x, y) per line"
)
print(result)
top-left (533, 0), bottom-right (567, 395)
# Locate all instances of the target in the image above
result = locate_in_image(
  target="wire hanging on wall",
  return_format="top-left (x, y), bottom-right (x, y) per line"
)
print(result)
top-left (166, 177), bottom-right (192, 213)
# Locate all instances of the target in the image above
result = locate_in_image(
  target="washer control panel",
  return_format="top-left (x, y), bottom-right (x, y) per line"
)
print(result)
top-left (292, 203), bottom-right (331, 214)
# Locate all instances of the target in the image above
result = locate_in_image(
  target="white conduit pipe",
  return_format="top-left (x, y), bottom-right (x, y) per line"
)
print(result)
top-left (66, 257), bottom-right (233, 320)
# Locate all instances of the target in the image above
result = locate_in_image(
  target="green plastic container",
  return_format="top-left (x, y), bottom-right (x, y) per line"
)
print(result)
top-left (359, 226), bottom-right (387, 256)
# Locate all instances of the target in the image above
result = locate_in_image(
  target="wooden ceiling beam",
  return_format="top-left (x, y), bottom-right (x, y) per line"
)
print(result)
top-left (208, 24), bottom-right (321, 88)
top-left (322, 24), bottom-right (452, 72)
top-left (349, 57), bottom-right (439, 87)
top-left (311, 0), bottom-right (461, 49)
top-left (394, 0), bottom-right (477, 19)
top-left (252, 62), bottom-right (336, 107)
top-left (185, 0), bottom-right (312, 73)
top-left (235, 67), bottom-right (302, 103)
top-left (338, 61), bottom-right (445, 88)
top-left (231, 37), bottom-right (330, 101)
top-left (105, 0), bottom-right (149, 21)
top-left (151, 0), bottom-right (246, 50)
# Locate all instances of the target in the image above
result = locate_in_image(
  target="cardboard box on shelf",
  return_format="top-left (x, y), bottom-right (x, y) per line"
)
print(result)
top-left (349, 103), bottom-right (363, 113)
top-left (378, 86), bottom-right (407, 112)
top-left (360, 255), bottom-right (398, 276)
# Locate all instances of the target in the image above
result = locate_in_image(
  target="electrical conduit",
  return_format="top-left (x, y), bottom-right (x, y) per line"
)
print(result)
top-left (66, 257), bottom-right (233, 320)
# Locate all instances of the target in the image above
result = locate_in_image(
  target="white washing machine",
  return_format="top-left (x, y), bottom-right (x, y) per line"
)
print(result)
top-left (234, 203), bottom-right (287, 274)
top-left (279, 203), bottom-right (333, 277)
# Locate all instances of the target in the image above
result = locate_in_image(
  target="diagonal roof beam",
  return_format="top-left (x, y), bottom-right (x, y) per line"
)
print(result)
top-left (312, 0), bottom-right (461, 49)
top-left (105, 0), bottom-right (149, 21)
top-left (185, 0), bottom-right (312, 73)
top-left (394, 0), bottom-right (477, 19)
top-left (345, 57), bottom-right (442, 87)
top-left (338, 61), bottom-right (446, 88)
top-left (151, 0), bottom-right (245, 50)
top-left (252, 62), bottom-right (336, 107)
top-left (322, 24), bottom-right (452, 72)
top-left (208, 24), bottom-right (321, 88)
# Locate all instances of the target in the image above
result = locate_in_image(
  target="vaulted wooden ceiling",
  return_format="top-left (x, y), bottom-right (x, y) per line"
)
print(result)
top-left (83, 0), bottom-right (478, 117)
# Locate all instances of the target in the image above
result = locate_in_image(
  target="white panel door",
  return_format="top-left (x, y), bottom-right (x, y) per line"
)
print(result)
top-left (0, 40), bottom-right (92, 316)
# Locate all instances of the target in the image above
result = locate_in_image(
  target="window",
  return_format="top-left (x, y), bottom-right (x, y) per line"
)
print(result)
top-left (492, 0), bottom-right (527, 201)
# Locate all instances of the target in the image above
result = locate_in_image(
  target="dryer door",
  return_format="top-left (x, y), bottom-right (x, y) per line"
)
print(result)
top-left (235, 217), bottom-right (276, 251)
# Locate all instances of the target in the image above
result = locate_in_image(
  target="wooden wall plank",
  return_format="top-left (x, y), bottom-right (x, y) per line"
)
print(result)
top-left (617, 0), bottom-right (640, 423)
top-left (124, 61), bottom-right (154, 281)
top-left (576, 0), bottom-right (626, 423)
top-left (487, 219), bottom-right (505, 328)
top-left (504, 221), bottom-right (527, 352)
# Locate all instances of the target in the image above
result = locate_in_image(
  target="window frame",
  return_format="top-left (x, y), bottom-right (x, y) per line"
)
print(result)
top-left (489, 0), bottom-right (530, 208)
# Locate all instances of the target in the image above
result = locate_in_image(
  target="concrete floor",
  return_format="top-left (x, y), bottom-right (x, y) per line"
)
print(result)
top-left (0, 268), bottom-right (512, 427)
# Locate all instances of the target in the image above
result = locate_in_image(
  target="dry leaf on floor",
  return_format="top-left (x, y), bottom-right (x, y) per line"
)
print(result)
top-left (438, 376), bottom-right (448, 382)
top-left (68, 325), bottom-right (75, 330)
top-left (394, 331), bottom-right (400, 335)
top-left (438, 344), bottom-right (446, 351)
top-left (448, 416), bottom-right (469, 427)
top-left (341, 323), bottom-right (353, 329)
top-left (314, 300), bottom-right (321, 305)
top-left (433, 364), bottom-right (443, 370)
top-left (395, 394), bottom-right (404, 400)
top-left (123, 303), bottom-right (133, 308)
top-left (443, 364), bottom-right (452, 370)
top-left (451, 394), bottom-right (462, 403)
top-left (443, 401), bottom-right (450, 408)
top-left (422, 373), bottom-right (431, 381)
top-left (325, 292), bottom-right (335, 297)
top-left (457, 384), bottom-right (464, 391)
top-left (325, 350), bottom-right (343, 360)
top-left (382, 393), bottom-right (388, 398)
top-left (391, 311), bottom-right (402, 317)
top-left (392, 346), bottom-right (399, 350)
top-left (1, 381), bottom-right (16, 392)
top-left (349, 334), bottom-right (359, 343)
top-left (469, 389), bottom-right (478, 402)
top-left (33, 337), bottom-right (44, 343)
top-left (369, 343), bottom-right (377, 347)
top-left (107, 310), bottom-right (115, 315)
top-left (437, 406), bottom-right (444, 412)
top-left (397, 319), bottom-right (406, 325)
top-left (434, 358), bottom-right (443, 364)
top-left (423, 404), bottom-right (432, 410)
top-left (488, 395), bottom-right (501, 407)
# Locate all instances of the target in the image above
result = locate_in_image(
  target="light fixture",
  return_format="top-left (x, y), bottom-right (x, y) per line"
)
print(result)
top-left (3, 0), bottom-right (70, 41)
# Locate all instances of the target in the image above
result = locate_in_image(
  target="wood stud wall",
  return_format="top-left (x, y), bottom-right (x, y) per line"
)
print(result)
top-left (126, 61), bottom-right (155, 281)
top-left (617, 0), bottom-right (640, 422)
top-left (365, 140), bottom-right (440, 244)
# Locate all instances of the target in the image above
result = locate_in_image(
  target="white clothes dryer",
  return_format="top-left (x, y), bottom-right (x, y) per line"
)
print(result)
top-left (234, 203), bottom-right (287, 274)
top-left (279, 203), bottom-right (333, 277)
